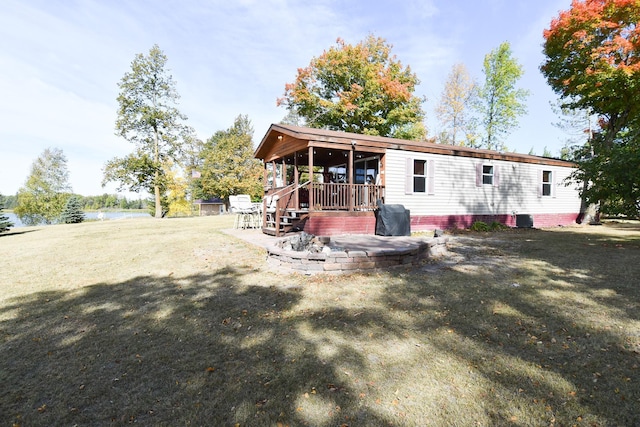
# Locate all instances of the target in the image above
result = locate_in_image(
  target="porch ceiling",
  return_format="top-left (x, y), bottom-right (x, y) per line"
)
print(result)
top-left (281, 146), bottom-right (380, 168)
top-left (255, 124), bottom-right (386, 166)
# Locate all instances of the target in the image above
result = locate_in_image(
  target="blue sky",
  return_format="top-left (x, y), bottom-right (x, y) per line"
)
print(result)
top-left (0, 0), bottom-right (572, 196)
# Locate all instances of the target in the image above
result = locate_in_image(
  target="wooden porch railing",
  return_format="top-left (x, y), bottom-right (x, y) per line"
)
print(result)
top-left (262, 182), bottom-right (385, 234)
top-left (263, 182), bottom-right (308, 232)
top-left (310, 183), bottom-right (384, 211)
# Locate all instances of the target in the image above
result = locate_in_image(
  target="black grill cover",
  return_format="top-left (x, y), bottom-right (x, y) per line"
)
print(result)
top-left (375, 201), bottom-right (411, 236)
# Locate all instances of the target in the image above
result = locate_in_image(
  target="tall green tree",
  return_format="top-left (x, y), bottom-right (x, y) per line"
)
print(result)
top-left (104, 44), bottom-right (194, 218)
top-left (435, 63), bottom-right (479, 146)
top-left (0, 194), bottom-right (13, 233)
top-left (278, 35), bottom-right (426, 139)
top-left (476, 42), bottom-right (529, 151)
top-left (14, 147), bottom-right (71, 225)
top-left (541, 0), bottom-right (640, 217)
top-left (196, 115), bottom-right (263, 205)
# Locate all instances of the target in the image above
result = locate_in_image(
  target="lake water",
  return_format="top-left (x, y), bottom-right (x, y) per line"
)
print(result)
top-left (3, 211), bottom-right (150, 227)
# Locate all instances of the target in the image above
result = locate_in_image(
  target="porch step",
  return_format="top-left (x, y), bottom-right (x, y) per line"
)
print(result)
top-left (276, 210), bottom-right (308, 235)
top-left (262, 226), bottom-right (277, 236)
top-left (264, 210), bottom-right (309, 237)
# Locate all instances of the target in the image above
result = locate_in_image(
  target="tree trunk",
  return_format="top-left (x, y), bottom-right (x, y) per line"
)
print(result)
top-left (154, 128), bottom-right (163, 218)
top-left (154, 182), bottom-right (162, 218)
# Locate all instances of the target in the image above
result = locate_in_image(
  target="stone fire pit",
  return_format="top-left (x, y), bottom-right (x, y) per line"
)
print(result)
top-left (266, 231), bottom-right (448, 274)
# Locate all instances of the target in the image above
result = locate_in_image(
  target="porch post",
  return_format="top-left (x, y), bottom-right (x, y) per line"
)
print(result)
top-left (308, 146), bottom-right (314, 211)
top-left (281, 159), bottom-right (286, 186)
top-left (263, 163), bottom-right (268, 191)
top-left (348, 147), bottom-right (354, 211)
top-left (271, 161), bottom-right (277, 188)
top-left (294, 153), bottom-right (299, 208)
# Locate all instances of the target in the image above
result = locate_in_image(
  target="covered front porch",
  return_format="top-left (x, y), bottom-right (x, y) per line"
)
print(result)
top-left (255, 125), bottom-right (386, 236)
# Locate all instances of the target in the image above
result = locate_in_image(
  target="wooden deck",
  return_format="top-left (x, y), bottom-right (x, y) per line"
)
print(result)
top-left (263, 182), bottom-right (384, 236)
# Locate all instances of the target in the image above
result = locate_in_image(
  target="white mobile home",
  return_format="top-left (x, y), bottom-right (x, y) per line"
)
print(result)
top-left (254, 124), bottom-right (584, 236)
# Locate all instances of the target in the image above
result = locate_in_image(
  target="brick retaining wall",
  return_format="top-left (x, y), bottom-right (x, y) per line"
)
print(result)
top-left (266, 236), bottom-right (448, 274)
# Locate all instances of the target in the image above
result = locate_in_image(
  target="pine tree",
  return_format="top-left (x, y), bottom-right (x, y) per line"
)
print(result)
top-left (0, 195), bottom-right (13, 233)
top-left (60, 196), bottom-right (85, 224)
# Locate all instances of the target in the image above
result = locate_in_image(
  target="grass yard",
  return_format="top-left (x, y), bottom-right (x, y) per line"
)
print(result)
top-left (1, 216), bottom-right (639, 426)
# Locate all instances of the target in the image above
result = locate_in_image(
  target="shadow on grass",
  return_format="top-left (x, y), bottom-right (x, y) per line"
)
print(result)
top-left (0, 229), bottom-right (40, 237)
top-left (382, 227), bottom-right (640, 425)
top-left (2, 226), bottom-right (639, 426)
top-left (0, 266), bottom-right (392, 426)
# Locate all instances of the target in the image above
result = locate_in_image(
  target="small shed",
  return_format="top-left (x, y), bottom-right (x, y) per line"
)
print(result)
top-left (194, 198), bottom-right (225, 216)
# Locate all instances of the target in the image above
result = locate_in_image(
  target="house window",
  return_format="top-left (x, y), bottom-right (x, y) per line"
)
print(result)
top-left (413, 160), bottom-right (427, 193)
top-left (475, 163), bottom-right (500, 187)
top-left (482, 165), bottom-right (494, 185)
top-left (405, 158), bottom-right (435, 195)
top-left (542, 170), bottom-right (552, 196)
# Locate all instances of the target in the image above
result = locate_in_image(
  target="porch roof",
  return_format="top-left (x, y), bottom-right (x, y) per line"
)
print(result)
top-left (254, 124), bottom-right (575, 168)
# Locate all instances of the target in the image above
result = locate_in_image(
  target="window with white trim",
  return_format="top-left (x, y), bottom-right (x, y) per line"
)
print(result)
top-left (405, 158), bottom-right (435, 194)
top-left (413, 160), bottom-right (427, 192)
top-left (475, 163), bottom-right (500, 187)
top-left (542, 170), bottom-right (552, 196)
top-left (482, 165), bottom-right (494, 185)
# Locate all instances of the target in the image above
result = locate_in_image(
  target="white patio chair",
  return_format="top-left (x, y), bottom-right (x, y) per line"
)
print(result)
top-left (264, 195), bottom-right (279, 229)
top-left (231, 195), bottom-right (259, 229)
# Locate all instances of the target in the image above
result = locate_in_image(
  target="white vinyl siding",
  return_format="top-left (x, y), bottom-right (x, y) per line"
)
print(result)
top-left (386, 149), bottom-right (580, 217)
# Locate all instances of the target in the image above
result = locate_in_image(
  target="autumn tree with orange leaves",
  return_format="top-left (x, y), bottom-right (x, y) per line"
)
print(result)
top-left (542, 0), bottom-right (640, 217)
top-left (278, 35), bottom-right (426, 140)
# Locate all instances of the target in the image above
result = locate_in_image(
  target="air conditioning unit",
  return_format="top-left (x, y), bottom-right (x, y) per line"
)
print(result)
top-left (515, 214), bottom-right (534, 228)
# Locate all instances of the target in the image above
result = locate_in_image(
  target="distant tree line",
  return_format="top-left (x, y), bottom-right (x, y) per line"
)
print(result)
top-left (2, 193), bottom-right (147, 211)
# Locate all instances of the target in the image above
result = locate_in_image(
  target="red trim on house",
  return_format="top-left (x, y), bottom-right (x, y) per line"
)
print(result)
top-left (300, 211), bottom-right (580, 236)
top-left (410, 213), bottom-right (580, 230)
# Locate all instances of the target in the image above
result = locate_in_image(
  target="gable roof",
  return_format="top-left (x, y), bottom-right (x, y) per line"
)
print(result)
top-left (255, 124), bottom-right (574, 167)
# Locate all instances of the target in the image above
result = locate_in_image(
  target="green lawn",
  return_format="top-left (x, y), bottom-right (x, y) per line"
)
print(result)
top-left (1, 216), bottom-right (639, 426)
